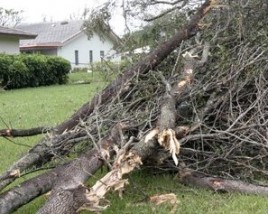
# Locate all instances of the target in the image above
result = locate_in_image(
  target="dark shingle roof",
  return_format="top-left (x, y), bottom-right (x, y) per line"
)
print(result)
top-left (0, 26), bottom-right (37, 39)
top-left (17, 20), bottom-right (121, 48)
top-left (17, 20), bottom-right (84, 47)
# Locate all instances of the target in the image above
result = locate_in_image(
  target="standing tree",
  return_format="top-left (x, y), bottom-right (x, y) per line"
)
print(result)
top-left (0, 0), bottom-right (268, 213)
top-left (0, 7), bottom-right (23, 27)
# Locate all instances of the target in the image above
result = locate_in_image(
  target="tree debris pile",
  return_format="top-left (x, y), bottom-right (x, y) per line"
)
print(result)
top-left (0, 0), bottom-right (267, 213)
top-left (77, 36), bottom-right (268, 181)
top-left (76, 0), bottom-right (268, 180)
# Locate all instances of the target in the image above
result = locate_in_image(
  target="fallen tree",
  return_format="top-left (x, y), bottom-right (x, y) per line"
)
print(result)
top-left (0, 0), bottom-right (214, 192)
top-left (0, 0), bottom-right (268, 213)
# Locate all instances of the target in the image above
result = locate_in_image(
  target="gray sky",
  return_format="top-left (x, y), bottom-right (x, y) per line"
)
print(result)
top-left (0, 0), bottom-right (125, 34)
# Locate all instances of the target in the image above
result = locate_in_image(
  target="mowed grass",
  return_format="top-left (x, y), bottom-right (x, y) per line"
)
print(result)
top-left (103, 170), bottom-right (268, 214)
top-left (0, 71), bottom-right (106, 172)
top-left (1, 72), bottom-right (268, 214)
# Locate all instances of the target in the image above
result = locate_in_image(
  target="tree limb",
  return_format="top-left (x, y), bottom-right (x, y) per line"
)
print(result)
top-left (0, 123), bottom-right (125, 214)
top-left (0, 127), bottom-right (51, 137)
top-left (144, 0), bottom-right (188, 22)
top-left (180, 168), bottom-right (268, 197)
top-left (54, 0), bottom-right (216, 135)
top-left (0, 0), bottom-right (215, 192)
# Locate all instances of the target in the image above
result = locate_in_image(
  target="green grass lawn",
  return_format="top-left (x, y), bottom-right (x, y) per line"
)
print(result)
top-left (0, 71), bottom-right (106, 172)
top-left (1, 72), bottom-right (267, 214)
top-left (103, 170), bottom-right (268, 214)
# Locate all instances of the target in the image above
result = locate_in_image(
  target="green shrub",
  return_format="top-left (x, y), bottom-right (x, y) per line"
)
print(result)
top-left (47, 56), bottom-right (70, 84)
top-left (0, 54), bottom-right (13, 86)
top-left (0, 54), bottom-right (71, 89)
top-left (20, 54), bottom-right (48, 87)
top-left (7, 59), bottom-right (30, 88)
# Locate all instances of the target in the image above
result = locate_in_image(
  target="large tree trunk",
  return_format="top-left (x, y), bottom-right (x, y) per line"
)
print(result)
top-left (0, 124), bottom-right (124, 214)
top-left (0, 0), bottom-right (214, 192)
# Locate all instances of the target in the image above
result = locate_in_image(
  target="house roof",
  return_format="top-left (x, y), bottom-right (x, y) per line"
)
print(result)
top-left (0, 26), bottom-right (37, 39)
top-left (17, 20), bottom-right (121, 49)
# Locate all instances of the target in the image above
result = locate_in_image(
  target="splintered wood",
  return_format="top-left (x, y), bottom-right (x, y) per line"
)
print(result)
top-left (158, 129), bottom-right (180, 166)
top-left (78, 151), bottom-right (142, 212)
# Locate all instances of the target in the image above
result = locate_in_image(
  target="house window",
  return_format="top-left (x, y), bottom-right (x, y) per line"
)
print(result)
top-left (100, 50), bottom-right (104, 62)
top-left (75, 50), bottom-right (79, 65)
top-left (89, 50), bottom-right (93, 64)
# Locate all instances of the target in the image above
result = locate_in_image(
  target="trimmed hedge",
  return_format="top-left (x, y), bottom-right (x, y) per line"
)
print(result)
top-left (0, 54), bottom-right (71, 89)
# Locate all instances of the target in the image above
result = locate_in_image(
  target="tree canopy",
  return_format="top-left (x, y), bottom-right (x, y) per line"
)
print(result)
top-left (0, 7), bottom-right (23, 27)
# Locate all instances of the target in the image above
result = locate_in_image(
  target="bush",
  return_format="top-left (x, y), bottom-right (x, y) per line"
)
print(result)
top-left (7, 59), bottom-right (30, 89)
top-left (0, 54), bottom-right (13, 86)
top-left (0, 54), bottom-right (71, 89)
top-left (19, 54), bottom-right (48, 87)
top-left (47, 56), bottom-right (70, 84)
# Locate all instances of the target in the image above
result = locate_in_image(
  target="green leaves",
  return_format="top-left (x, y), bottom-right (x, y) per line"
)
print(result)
top-left (0, 54), bottom-right (70, 89)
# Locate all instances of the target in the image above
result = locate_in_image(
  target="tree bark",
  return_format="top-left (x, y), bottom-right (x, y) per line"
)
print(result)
top-left (0, 127), bottom-right (50, 137)
top-left (0, 131), bottom-right (87, 191)
top-left (0, 148), bottom-right (102, 214)
top-left (0, 124), bottom-right (123, 214)
top-left (180, 168), bottom-right (268, 197)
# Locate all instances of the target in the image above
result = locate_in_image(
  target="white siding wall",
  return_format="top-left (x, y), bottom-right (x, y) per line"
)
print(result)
top-left (58, 32), bottom-right (115, 69)
top-left (0, 36), bottom-right (20, 54)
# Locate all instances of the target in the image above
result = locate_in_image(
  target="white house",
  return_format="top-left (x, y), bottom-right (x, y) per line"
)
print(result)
top-left (17, 20), bottom-right (121, 69)
top-left (0, 26), bottom-right (37, 54)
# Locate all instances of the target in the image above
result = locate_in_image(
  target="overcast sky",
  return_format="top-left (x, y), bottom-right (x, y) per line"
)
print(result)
top-left (0, 0), bottom-right (125, 34)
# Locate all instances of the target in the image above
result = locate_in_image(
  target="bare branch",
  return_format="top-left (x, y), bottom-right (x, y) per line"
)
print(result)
top-left (144, 0), bottom-right (188, 21)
